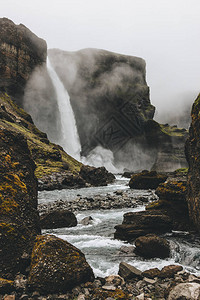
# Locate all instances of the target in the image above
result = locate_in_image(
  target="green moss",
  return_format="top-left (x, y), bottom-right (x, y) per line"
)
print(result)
top-left (160, 124), bottom-right (187, 137)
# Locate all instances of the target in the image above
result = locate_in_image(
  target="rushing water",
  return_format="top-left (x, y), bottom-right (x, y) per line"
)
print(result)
top-left (47, 57), bottom-right (81, 160)
top-left (40, 176), bottom-right (200, 277)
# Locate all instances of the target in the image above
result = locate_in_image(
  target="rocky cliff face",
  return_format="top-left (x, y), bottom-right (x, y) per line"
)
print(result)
top-left (0, 121), bottom-right (40, 279)
top-left (186, 93), bottom-right (200, 232)
top-left (48, 48), bottom-right (155, 157)
top-left (0, 18), bottom-right (47, 106)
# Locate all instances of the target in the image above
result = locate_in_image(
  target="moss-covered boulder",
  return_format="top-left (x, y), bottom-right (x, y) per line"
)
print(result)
top-left (28, 235), bottom-right (94, 294)
top-left (146, 179), bottom-right (191, 231)
top-left (0, 126), bottom-right (40, 279)
top-left (185, 93), bottom-right (200, 232)
top-left (129, 170), bottom-right (167, 189)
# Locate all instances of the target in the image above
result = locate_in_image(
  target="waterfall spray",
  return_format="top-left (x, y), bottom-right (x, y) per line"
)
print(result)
top-left (47, 57), bottom-right (81, 160)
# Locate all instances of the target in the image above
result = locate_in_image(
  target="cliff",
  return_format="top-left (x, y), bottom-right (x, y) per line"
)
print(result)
top-left (0, 18), bottom-right (47, 106)
top-left (185, 93), bottom-right (200, 232)
top-left (0, 122), bottom-right (40, 279)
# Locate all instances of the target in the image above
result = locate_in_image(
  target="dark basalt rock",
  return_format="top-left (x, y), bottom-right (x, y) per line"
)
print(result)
top-left (134, 234), bottom-right (170, 259)
top-left (159, 265), bottom-right (183, 279)
top-left (40, 210), bottom-right (77, 229)
top-left (147, 179), bottom-right (191, 231)
top-left (114, 210), bottom-right (172, 241)
top-left (129, 170), bottom-right (167, 189)
top-left (79, 165), bottom-right (115, 186)
top-left (0, 126), bottom-right (40, 279)
top-left (28, 235), bottom-right (94, 294)
top-left (118, 262), bottom-right (142, 280)
top-left (185, 93), bottom-right (200, 232)
top-left (0, 18), bottom-right (47, 106)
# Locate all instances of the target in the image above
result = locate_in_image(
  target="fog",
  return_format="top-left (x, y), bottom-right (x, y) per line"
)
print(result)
top-left (2, 0), bottom-right (200, 122)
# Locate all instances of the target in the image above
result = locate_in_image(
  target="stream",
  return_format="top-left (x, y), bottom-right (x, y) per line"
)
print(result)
top-left (38, 175), bottom-right (200, 277)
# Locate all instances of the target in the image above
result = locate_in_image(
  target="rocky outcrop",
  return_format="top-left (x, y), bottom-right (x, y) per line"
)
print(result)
top-left (79, 165), bottom-right (115, 186)
top-left (114, 210), bottom-right (172, 241)
top-left (186, 93), bottom-right (200, 232)
top-left (28, 235), bottom-right (94, 294)
top-left (129, 170), bottom-right (167, 189)
top-left (134, 234), bottom-right (170, 258)
top-left (40, 210), bottom-right (77, 229)
top-left (0, 18), bottom-right (47, 106)
top-left (0, 125), bottom-right (40, 279)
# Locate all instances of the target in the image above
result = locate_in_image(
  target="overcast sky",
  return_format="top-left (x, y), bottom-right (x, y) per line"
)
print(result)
top-left (1, 0), bottom-right (200, 122)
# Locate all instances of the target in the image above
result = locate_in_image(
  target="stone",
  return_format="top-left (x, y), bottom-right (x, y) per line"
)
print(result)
top-left (143, 277), bottom-right (157, 284)
top-left (114, 210), bottom-right (172, 241)
top-left (118, 262), bottom-right (142, 280)
top-left (80, 216), bottom-right (93, 226)
top-left (77, 295), bottom-right (85, 300)
top-left (129, 170), bottom-right (167, 189)
top-left (14, 274), bottom-right (27, 290)
top-left (142, 268), bottom-right (161, 279)
top-left (102, 285), bottom-right (116, 291)
top-left (136, 293), bottom-right (145, 300)
top-left (159, 265), bottom-right (183, 278)
top-left (79, 165), bottom-right (115, 186)
top-left (135, 234), bottom-right (170, 259)
top-left (168, 282), bottom-right (200, 300)
top-left (40, 210), bottom-right (77, 229)
top-left (28, 235), bottom-right (94, 294)
top-left (105, 275), bottom-right (125, 287)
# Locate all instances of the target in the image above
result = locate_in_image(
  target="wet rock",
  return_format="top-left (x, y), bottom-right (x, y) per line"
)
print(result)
top-left (118, 262), bottom-right (142, 280)
top-left (129, 170), bottom-right (167, 189)
top-left (159, 265), bottom-right (183, 278)
top-left (114, 210), bottom-right (172, 241)
top-left (80, 216), bottom-right (93, 226)
top-left (79, 165), bottom-right (115, 186)
top-left (135, 234), bottom-right (170, 258)
top-left (3, 295), bottom-right (16, 300)
top-left (117, 246), bottom-right (135, 256)
top-left (28, 235), bottom-right (94, 294)
top-left (40, 210), bottom-right (77, 229)
top-left (142, 268), bottom-right (161, 279)
top-left (168, 282), bottom-right (200, 300)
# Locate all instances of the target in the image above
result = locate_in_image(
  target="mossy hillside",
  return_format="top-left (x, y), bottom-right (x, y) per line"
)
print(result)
top-left (0, 92), bottom-right (82, 179)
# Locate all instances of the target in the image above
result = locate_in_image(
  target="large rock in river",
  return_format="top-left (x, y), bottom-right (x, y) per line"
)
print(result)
top-left (40, 210), bottom-right (77, 229)
top-left (186, 93), bottom-right (200, 232)
top-left (28, 235), bottom-right (94, 294)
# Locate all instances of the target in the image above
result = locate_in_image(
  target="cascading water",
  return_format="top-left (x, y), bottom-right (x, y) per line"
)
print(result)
top-left (47, 57), bottom-right (81, 160)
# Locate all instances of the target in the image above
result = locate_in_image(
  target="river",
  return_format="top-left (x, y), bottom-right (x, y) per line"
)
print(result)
top-left (38, 175), bottom-right (200, 277)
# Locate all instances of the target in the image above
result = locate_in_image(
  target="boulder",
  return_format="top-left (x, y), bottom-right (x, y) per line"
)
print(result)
top-left (118, 262), bottom-right (142, 280)
top-left (40, 210), bottom-right (77, 229)
top-left (129, 170), bottom-right (167, 189)
top-left (28, 235), bottom-right (94, 294)
top-left (142, 268), bottom-right (161, 279)
top-left (114, 210), bottom-right (172, 241)
top-left (168, 282), bottom-right (200, 300)
top-left (0, 127), bottom-right (40, 279)
top-left (159, 265), bottom-right (183, 278)
top-left (146, 179), bottom-right (191, 231)
top-left (79, 165), bottom-right (115, 186)
top-left (134, 234), bottom-right (170, 258)
top-left (80, 216), bottom-right (93, 226)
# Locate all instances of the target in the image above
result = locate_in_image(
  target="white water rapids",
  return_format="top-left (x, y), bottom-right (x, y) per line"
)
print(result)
top-left (40, 177), bottom-right (200, 278)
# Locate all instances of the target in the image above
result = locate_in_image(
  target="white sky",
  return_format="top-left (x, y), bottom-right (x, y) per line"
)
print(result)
top-left (1, 0), bottom-right (200, 121)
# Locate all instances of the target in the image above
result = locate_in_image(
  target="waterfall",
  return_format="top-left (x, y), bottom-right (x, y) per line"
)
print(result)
top-left (47, 57), bottom-right (81, 160)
